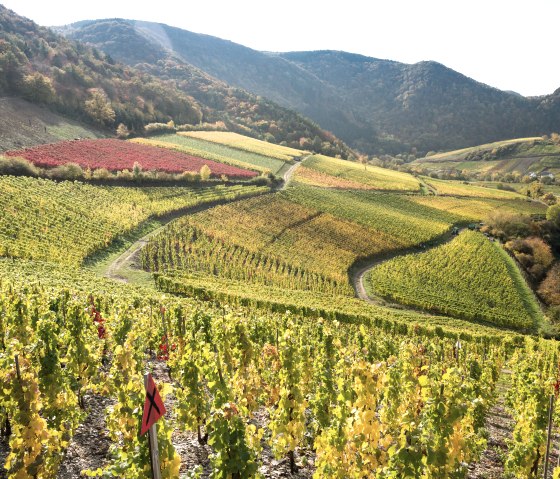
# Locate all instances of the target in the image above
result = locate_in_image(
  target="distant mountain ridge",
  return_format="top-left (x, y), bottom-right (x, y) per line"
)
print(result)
top-left (58, 18), bottom-right (560, 154)
top-left (57, 19), bottom-right (369, 151)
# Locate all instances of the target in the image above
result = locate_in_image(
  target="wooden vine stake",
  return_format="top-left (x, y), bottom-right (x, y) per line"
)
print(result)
top-left (544, 394), bottom-right (554, 479)
top-left (141, 373), bottom-right (166, 479)
top-left (14, 355), bottom-right (21, 382)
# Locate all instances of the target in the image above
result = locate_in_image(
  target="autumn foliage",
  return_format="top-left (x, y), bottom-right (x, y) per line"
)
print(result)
top-left (7, 139), bottom-right (258, 178)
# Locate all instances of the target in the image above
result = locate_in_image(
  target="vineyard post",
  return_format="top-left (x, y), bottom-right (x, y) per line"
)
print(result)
top-left (144, 373), bottom-right (162, 479)
top-left (14, 355), bottom-right (21, 381)
top-left (544, 394), bottom-right (554, 478)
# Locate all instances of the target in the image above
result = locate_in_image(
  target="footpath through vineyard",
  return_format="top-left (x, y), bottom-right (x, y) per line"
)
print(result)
top-left (103, 161), bottom-right (301, 283)
top-left (352, 227), bottom-right (465, 307)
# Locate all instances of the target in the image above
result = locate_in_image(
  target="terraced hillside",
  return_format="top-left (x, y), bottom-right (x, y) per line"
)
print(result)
top-left (0, 130), bottom-right (557, 479)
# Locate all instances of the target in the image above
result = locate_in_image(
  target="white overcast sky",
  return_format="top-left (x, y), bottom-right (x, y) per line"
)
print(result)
top-left (3, 0), bottom-right (559, 96)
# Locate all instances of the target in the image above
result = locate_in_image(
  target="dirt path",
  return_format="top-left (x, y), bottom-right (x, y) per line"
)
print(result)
top-left (104, 222), bottom-right (167, 283)
top-left (281, 161), bottom-right (302, 190)
top-left (351, 227), bottom-right (464, 306)
top-left (105, 157), bottom-right (300, 283)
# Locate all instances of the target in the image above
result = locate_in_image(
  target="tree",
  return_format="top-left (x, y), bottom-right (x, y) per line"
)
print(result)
top-left (542, 193), bottom-right (557, 205)
top-left (84, 89), bottom-right (115, 126)
top-left (116, 123), bottom-right (130, 139)
top-left (524, 181), bottom-right (544, 199)
top-left (546, 204), bottom-right (560, 228)
top-left (132, 162), bottom-right (142, 181)
top-left (200, 164), bottom-right (211, 181)
top-left (22, 73), bottom-right (55, 103)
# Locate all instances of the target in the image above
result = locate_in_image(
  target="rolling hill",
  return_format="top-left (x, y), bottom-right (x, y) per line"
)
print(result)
top-left (59, 19), bottom-right (560, 154)
top-left (412, 136), bottom-right (560, 178)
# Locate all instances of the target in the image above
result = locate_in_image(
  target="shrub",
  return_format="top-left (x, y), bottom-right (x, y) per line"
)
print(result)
top-left (144, 122), bottom-right (176, 135)
top-left (117, 169), bottom-right (133, 181)
top-left (92, 168), bottom-right (111, 179)
top-left (116, 123), bottom-right (130, 139)
top-left (182, 171), bottom-right (200, 182)
top-left (542, 193), bottom-right (557, 205)
top-left (155, 171), bottom-right (174, 181)
top-left (0, 156), bottom-right (39, 176)
top-left (539, 263), bottom-right (560, 306)
top-left (48, 163), bottom-right (84, 180)
top-left (546, 204), bottom-right (560, 227)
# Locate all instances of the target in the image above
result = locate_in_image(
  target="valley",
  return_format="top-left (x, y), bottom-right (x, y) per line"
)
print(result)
top-left (0, 3), bottom-right (559, 479)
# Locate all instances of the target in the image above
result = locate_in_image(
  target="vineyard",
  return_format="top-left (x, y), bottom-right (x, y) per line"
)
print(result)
top-left (142, 194), bottom-right (399, 296)
top-left (0, 176), bottom-right (267, 265)
top-left (1, 275), bottom-right (560, 478)
top-left (6, 139), bottom-right (258, 177)
top-left (296, 154), bottom-right (421, 191)
top-left (132, 135), bottom-right (285, 175)
top-left (411, 195), bottom-right (546, 217)
top-left (0, 128), bottom-right (558, 478)
top-left (179, 131), bottom-right (306, 162)
top-left (367, 231), bottom-right (544, 331)
top-left (285, 186), bottom-right (463, 246)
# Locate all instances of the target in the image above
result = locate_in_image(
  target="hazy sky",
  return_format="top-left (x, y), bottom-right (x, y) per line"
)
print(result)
top-left (3, 0), bottom-right (559, 96)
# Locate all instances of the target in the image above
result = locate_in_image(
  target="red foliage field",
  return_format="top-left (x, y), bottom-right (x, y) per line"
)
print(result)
top-left (6, 139), bottom-right (258, 178)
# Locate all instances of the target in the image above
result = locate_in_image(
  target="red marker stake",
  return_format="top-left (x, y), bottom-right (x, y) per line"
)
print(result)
top-left (142, 373), bottom-right (165, 479)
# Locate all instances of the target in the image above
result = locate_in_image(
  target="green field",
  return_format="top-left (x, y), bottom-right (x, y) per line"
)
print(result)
top-left (295, 154), bottom-right (421, 191)
top-left (420, 137), bottom-right (542, 161)
top-left (367, 231), bottom-right (543, 331)
top-left (422, 176), bottom-right (525, 199)
top-left (144, 193), bottom-right (399, 295)
top-left (285, 186), bottom-right (466, 245)
top-left (414, 137), bottom-right (560, 176)
top-left (410, 195), bottom-right (546, 218)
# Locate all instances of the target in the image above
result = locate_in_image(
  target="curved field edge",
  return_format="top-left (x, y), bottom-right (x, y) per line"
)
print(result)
top-left (0, 176), bottom-right (269, 266)
top-left (153, 271), bottom-right (525, 341)
top-left (364, 232), bottom-right (545, 332)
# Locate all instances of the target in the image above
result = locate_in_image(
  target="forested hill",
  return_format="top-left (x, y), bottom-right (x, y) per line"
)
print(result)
top-left (58, 19), bottom-right (375, 154)
top-left (0, 6), bottom-right (352, 158)
top-left (60, 18), bottom-right (560, 154)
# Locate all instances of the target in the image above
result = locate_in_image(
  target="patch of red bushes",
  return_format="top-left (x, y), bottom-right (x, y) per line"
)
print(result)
top-left (6, 139), bottom-right (257, 178)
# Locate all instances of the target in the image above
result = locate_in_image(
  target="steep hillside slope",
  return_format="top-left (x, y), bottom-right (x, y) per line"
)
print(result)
top-left (281, 51), bottom-right (560, 153)
top-left (0, 97), bottom-right (104, 151)
top-left (60, 19), bottom-right (560, 154)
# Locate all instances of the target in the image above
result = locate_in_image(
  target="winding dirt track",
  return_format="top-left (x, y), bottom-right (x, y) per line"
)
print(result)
top-left (351, 228), bottom-right (465, 306)
top-left (105, 160), bottom-right (302, 282)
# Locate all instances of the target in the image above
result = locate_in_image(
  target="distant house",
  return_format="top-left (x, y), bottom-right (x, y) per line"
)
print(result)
top-left (539, 171), bottom-right (555, 180)
top-left (528, 172), bottom-right (538, 179)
